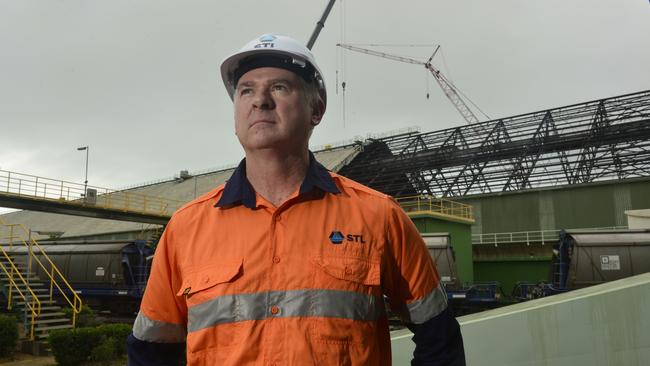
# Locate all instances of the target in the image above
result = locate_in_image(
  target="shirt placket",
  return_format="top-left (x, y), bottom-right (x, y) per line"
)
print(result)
top-left (265, 206), bottom-right (286, 366)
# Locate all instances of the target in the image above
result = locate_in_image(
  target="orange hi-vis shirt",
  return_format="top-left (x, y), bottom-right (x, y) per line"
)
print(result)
top-left (133, 156), bottom-right (448, 365)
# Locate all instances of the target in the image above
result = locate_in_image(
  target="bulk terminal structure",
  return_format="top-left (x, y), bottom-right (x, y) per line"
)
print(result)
top-left (1, 89), bottom-right (649, 362)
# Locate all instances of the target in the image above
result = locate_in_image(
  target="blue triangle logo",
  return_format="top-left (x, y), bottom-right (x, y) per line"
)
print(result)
top-left (329, 231), bottom-right (344, 244)
top-left (259, 34), bottom-right (276, 42)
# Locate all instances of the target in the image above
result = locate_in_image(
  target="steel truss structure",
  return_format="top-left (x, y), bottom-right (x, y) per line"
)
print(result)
top-left (338, 90), bottom-right (650, 197)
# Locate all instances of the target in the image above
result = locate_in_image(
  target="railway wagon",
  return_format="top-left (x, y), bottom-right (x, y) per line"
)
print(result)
top-left (5, 240), bottom-right (153, 314)
top-left (422, 233), bottom-right (460, 289)
top-left (6, 233), bottom-right (494, 316)
top-left (557, 229), bottom-right (650, 290)
top-left (422, 233), bottom-right (500, 315)
top-left (513, 229), bottom-right (650, 300)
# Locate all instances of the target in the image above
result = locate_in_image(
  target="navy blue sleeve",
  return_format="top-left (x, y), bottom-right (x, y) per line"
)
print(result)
top-left (127, 333), bottom-right (186, 366)
top-left (406, 307), bottom-right (466, 366)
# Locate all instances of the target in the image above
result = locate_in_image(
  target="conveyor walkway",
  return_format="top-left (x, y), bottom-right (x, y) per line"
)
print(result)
top-left (0, 169), bottom-right (183, 225)
top-left (1, 170), bottom-right (475, 225)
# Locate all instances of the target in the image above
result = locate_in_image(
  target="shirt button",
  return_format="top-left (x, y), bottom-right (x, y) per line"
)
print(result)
top-left (270, 306), bottom-right (279, 315)
top-left (275, 215), bottom-right (281, 222)
top-left (273, 256), bottom-right (281, 264)
top-left (202, 276), bottom-right (210, 283)
top-left (344, 267), bottom-right (353, 275)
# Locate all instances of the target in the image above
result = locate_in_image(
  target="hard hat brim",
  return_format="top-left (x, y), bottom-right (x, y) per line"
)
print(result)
top-left (221, 48), bottom-right (309, 99)
top-left (219, 35), bottom-right (327, 108)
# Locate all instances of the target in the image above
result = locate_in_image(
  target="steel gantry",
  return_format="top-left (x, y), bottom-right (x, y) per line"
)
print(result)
top-left (338, 90), bottom-right (650, 197)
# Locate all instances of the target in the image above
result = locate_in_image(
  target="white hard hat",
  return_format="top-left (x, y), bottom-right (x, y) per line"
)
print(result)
top-left (220, 34), bottom-right (327, 109)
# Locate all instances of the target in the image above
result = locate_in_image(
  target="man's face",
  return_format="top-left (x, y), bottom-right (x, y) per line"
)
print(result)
top-left (233, 67), bottom-right (321, 154)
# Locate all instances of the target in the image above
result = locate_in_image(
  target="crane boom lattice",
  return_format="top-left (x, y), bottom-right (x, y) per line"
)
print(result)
top-left (337, 43), bottom-right (481, 124)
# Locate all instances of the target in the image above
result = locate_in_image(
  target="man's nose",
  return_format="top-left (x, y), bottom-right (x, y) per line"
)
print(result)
top-left (253, 89), bottom-right (275, 110)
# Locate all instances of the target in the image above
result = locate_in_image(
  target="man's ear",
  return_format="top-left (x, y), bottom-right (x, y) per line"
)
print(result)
top-left (311, 99), bottom-right (325, 126)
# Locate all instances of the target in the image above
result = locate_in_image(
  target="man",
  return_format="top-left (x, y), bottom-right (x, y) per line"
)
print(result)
top-left (127, 34), bottom-right (465, 366)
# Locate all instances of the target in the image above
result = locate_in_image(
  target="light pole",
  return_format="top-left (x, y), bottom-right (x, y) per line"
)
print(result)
top-left (77, 146), bottom-right (89, 197)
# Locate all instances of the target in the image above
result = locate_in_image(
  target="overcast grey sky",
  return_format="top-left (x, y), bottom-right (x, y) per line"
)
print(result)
top-left (1, 0), bottom-right (649, 197)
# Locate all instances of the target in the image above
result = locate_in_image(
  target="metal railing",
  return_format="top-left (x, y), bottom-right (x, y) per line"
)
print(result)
top-left (0, 243), bottom-right (41, 340)
top-left (0, 218), bottom-right (83, 338)
top-left (0, 169), bottom-right (184, 217)
top-left (396, 195), bottom-right (474, 222)
top-left (472, 226), bottom-right (629, 246)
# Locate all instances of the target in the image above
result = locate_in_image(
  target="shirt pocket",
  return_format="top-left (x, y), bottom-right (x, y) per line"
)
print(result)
top-left (309, 256), bottom-right (382, 365)
top-left (179, 259), bottom-right (245, 353)
top-left (177, 259), bottom-right (243, 304)
top-left (312, 255), bottom-right (381, 287)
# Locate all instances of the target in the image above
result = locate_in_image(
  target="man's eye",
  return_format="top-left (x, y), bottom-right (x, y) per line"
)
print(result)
top-left (239, 88), bottom-right (253, 96)
top-left (271, 84), bottom-right (288, 91)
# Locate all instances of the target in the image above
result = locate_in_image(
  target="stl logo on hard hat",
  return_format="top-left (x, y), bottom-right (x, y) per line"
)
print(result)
top-left (259, 34), bottom-right (276, 43)
top-left (329, 231), bottom-right (345, 244)
top-left (255, 34), bottom-right (276, 49)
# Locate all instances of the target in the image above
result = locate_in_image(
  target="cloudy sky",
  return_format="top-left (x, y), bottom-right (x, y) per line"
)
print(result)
top-left (1, 0), bottom-right (649, 198)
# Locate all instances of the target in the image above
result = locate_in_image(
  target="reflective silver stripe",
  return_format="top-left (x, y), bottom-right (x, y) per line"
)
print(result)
top-left (405, 283), bottom-right (448, 324)
top-left (188, 289), bottom-right (383, 333)
top-left (133, 311), bottom-right (186, 343)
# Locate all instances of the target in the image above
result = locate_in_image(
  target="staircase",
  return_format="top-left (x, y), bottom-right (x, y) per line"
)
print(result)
top-left (147, 224), bottom-right (166, 248)
top-left (0, 256), bottom-right (73, 339)
top-left (136, 223), bottom-right (165, 249)
top-left (0, 218), bottom-right (82, 355)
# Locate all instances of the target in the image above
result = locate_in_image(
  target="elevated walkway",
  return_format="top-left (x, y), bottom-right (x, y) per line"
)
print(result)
top-left (472, 226), bottom-right (628, 246)
top-left (396, 196), bottom-right (474, 224)
top-left (0, 169), bottom-right (183, 224)
top-left (1, 169), bottom-right (474, 226)
top-left (391, 272), bottom-right (650, 365)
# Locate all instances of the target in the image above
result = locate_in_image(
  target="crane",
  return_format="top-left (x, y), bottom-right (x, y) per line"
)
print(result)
top-left (307, 0), bottom-right (337, 50)
top-left (337, 43), bottom-right (485, 125)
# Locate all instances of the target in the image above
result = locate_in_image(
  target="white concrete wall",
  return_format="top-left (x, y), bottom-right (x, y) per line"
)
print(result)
top-left (391, 272), bottom-right (650, 365)
top-left (626, 209), bottom-right (650, 229)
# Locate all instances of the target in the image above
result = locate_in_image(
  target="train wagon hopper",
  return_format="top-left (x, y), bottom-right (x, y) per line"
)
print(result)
top-left (557, 229), bottom-right (650, 290)
top-left (423, 233), bottom-right (501, 315)
top-left (4, 240), bottom-right (153, 315)
top-left (513, 229), bottom-right (650, 300)
top-left (422, 233), bottom-right (460, 289)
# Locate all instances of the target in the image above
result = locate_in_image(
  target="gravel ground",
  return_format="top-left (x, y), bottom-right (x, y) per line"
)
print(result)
top-left (0, 354), bottom-right (55, 366)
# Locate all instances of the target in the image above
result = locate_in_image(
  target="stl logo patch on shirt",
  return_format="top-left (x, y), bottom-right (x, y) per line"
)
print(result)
top-left (329, 231), bottom-right (367, 244)
top-left (329, 231), bottom-right (345, 244)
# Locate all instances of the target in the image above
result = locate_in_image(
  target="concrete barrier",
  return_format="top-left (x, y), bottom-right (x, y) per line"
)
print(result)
top-left (391, 272), bottom-right (650, 365)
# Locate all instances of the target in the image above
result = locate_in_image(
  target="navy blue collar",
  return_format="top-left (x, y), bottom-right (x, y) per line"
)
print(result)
top-left (215, 152), bottom-right (340, 209)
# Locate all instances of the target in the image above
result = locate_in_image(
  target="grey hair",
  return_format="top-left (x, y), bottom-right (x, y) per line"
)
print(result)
top-left (300, 78), bottom-right (324, 111)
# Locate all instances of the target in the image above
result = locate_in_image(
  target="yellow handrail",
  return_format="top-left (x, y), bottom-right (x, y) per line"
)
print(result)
top-left (0, 169), bottom-right (184, 217)
top-left (395, 195), bottom-right (474, 222)
top-left (0, 250), bottom-right (41, 340)
top-left (0, 218), bottom-right (83, 332)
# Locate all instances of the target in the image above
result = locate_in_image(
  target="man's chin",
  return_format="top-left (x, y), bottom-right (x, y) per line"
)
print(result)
top-left (243, 139), bottom-right (285, 152)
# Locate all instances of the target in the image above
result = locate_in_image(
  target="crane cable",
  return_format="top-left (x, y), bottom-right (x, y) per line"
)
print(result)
top-left (426, 68), bottom-right (430, 99)
top-left (345, 43), bottom-right (437, 48)
top-left (338, 0), bottom-right (347, 127)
